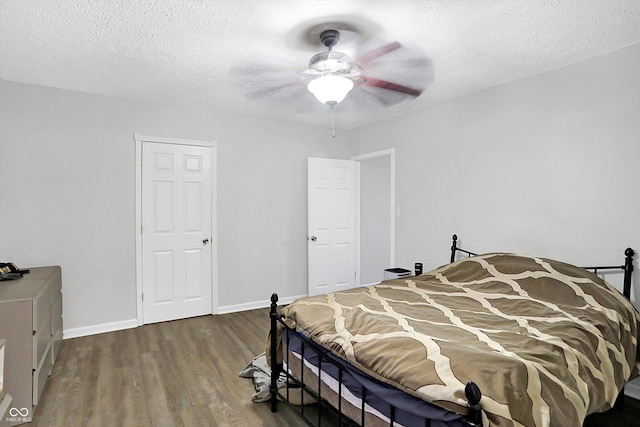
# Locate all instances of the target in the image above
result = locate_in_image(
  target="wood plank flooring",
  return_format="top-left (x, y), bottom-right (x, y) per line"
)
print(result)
top-left (29, 308), bottom-right (307, 427)
top-left (27, 308), bottom-right (640, 426)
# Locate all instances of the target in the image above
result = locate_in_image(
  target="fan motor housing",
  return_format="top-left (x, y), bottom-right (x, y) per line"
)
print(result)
top-left (320, 29), bottom-right (341, 48)
top-left (308, 51), bottom-right (354, 73)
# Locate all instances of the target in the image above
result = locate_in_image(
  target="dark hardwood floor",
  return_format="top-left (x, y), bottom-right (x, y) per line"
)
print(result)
top-left (583, 396), bottom-right (640, 427)
top-left (28, 308), bottom-right (639, 426)
top-left (29, 308), bottom-right (306, 427)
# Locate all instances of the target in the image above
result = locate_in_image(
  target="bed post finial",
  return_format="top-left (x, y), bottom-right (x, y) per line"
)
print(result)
top-left (269, 293), bottom-right (280, 412)
top-left (623, 248), bottom-right (634, 299)
top-left (464, 381), bottom-right (483, 426)
top-left (451, 234), bottom-right (458, 263)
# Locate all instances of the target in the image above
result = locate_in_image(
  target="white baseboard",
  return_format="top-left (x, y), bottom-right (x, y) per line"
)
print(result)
top-left (358, 281), bottom-right (381, 287)
top-left (63, 294), bottom-right (308, 339)
top-left (63, 318), bottom-right (138, 339)
top-left (217, 294), bottom-right (307, 314)
top-left (625, 377), bottom-right (640, 400)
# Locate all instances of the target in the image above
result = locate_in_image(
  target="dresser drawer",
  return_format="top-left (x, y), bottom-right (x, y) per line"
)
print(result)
top-left (32, 344), bottom-right (52, 406)
top-left (33, 315), bottom-right (52, 370)
top-left (49, 269), bottom-right (62, 300)
top-left (32, 282), bottom-right (52, 333)
top-left (0, 392), bottom-right (14, 427)
top-left (52, 293), bottom-right (63, 333)
top-left (51, 329), bottom-right (63, 367)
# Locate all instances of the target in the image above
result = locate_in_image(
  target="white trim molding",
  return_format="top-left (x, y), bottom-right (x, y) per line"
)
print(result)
top-left (62, 294), bottom-right (307, 338)
top-left (218, 294), bottom-right (307, 315)
top-left (63, 318), bottom-right (138, 339)
top-left (134, 133), bottom-right (216, 147)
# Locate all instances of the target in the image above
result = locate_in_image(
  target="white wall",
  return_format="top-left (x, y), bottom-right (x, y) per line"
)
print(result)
top-left (1, 41), bottom-right (639, 336)
top-left (0, 80), bottom-right (349, 332)
top-left (349, 43), bottom-right (640, 306)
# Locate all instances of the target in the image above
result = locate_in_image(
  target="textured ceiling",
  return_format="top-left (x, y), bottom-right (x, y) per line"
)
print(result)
top-left (1, 0), bottom-right (639, 130)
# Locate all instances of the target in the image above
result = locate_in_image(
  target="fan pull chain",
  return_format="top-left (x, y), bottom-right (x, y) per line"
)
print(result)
top-left (330, 106), bottom-right (336, 138)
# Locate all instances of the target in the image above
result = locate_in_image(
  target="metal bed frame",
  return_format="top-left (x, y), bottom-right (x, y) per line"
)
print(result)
top-left (269, 234), bottom-right (635, 426)
top-left (450, 234), bottom-right (635, 300)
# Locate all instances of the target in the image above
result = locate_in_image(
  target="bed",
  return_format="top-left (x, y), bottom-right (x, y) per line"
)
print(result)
top-left (268, 235), bottom-right (639, 427)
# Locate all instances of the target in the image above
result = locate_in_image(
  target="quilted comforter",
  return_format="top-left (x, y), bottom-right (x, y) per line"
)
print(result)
top-left (277, 253), bottom-right (640, 427)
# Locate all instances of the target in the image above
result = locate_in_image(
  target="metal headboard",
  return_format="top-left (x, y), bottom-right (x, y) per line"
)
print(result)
top-left (450, 234), bottom-right (477, 262)
top-left (449, 234), bottom-right (635, 299)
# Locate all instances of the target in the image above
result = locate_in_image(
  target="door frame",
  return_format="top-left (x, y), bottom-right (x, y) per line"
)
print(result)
top-left (351, 148), bottom-right (395, 285)
top-left (134, 133), bottom-right (218, 326)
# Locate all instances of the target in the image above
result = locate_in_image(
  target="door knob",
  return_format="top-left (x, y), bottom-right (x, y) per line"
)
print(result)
top-left (203, 238), bottom-right (209, 245)
top-left (309, 236), bottom-right (317, 241)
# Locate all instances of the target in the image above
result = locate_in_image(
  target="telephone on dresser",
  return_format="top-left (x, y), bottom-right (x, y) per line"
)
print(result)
top-left (0, 262), bottom-right (29, 280)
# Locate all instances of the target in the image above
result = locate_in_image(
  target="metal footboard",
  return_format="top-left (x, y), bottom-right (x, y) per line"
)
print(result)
top-left (269, 293), bottom-right (483, 427)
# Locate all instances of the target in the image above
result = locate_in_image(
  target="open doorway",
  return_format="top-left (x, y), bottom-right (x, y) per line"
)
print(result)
top-left (353, 149), bottom-right (395, 285)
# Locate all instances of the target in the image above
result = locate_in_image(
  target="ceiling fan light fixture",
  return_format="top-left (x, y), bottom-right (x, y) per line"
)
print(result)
top-left (307, 73), bottom-right (354, 106)
top-left (308, 51), bottom-right (354, 73)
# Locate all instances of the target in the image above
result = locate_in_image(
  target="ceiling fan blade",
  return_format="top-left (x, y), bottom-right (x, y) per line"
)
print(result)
top-left (357, 41), bottom-right (401, 65)
top-left (363, 77), bottom-right (422, 97)
top-left (246, 81), bottom-right (304, 99)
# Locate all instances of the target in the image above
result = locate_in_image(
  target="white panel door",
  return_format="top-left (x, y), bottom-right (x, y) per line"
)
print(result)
top-left (142, 141), bottom-right (212, 323)
top-left (308, 158), bottom-right (358, 296)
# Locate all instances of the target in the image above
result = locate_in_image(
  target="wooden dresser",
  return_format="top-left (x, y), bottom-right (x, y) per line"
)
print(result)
top-left (0, 267), bottom-right (62, 425)
top-left (0, 338), bottom-right (13, 427)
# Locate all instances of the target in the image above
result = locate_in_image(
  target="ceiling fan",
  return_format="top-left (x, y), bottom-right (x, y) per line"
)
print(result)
top-left (305, 28), bottom-right (424, 107)
top-left (235, 17), bottom-right (433, 135)
top-left (240, 17), bottom-right (433, 105)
